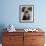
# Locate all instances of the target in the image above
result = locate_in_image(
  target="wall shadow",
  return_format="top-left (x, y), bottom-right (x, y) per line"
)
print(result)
top-left (0, 24), bottom-right (7, 43)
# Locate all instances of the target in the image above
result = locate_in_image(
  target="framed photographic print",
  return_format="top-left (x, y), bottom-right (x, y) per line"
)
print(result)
top-left (19, 5), bottom-right (34, 23)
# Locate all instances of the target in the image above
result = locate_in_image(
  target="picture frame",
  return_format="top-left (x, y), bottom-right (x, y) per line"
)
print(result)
top-left (19, 5), bottom-right (34, 23)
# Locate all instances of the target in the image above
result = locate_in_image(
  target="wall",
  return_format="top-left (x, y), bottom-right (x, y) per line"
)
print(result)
top-left (0, 0), bottom-right (46, 29)
top-left (0, 0), bottom-right (39, 29)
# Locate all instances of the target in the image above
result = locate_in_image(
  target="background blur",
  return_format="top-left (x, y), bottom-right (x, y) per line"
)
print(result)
top-left (0, 0), bottom-right (46, 44)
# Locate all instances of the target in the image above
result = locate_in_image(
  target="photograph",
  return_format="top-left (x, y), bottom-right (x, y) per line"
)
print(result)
top-left (19, 5), bottom-right (34, 23)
